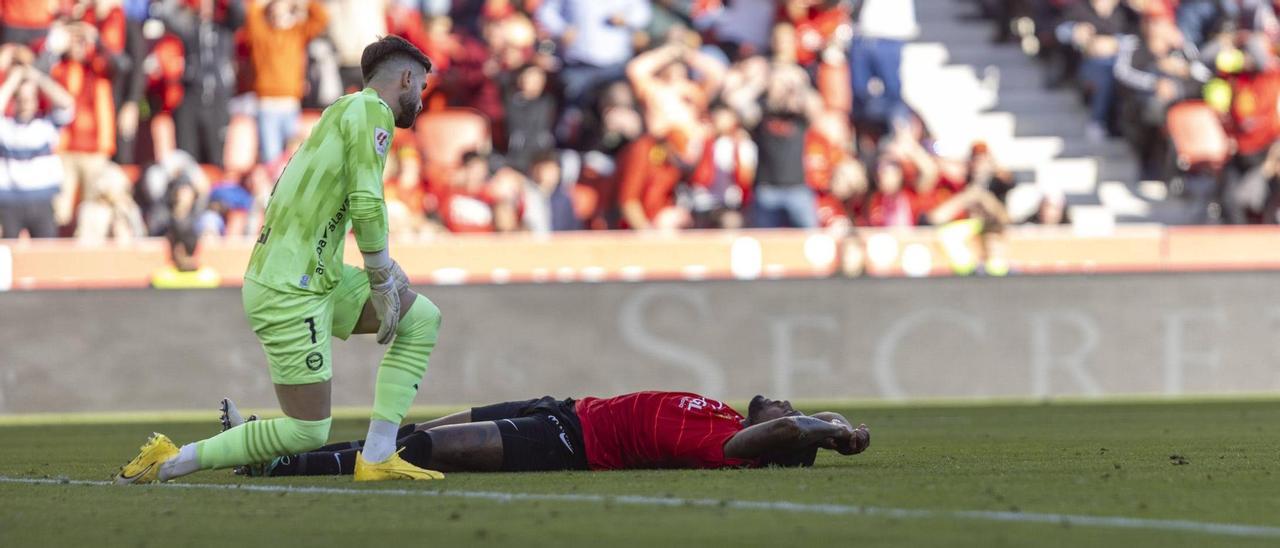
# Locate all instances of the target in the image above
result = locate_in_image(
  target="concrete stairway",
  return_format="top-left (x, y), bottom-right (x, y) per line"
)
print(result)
top-left (902, 0), bottom-right (1149, 226)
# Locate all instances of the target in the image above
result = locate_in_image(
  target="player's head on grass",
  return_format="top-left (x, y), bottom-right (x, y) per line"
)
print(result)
top-left (746, 395), bottom-right (802, 425)
top-left (361, 35), bottom-right (433, 129)
top-left (746, 395), bottom-right (822, 468)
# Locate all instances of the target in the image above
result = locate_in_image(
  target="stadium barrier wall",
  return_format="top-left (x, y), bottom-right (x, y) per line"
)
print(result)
top-left (9, 225), bottom-right (1280, 290)
top-left (3, 272), bottom-right (1280, 414)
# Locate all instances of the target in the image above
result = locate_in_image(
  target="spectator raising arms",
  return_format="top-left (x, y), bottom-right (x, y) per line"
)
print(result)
top-left (743, 60), bottom-right (824, 228)
top-left (626, 37), bottom-right (725, 163)
top-left (244, 0), bottom-right (328, 163)
top-left (0, 62), bottom-right (74, 238)
top-left (48, 20), bottom-right (117, 231)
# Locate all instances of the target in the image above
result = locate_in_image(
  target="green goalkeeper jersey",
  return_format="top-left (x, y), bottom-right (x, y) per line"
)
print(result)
top-left (245, 88), bottom-right (394, 295)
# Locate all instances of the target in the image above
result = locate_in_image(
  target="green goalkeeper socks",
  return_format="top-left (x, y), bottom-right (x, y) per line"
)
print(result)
top-left (194, 416), bottom-right (332, 470)
top-left (370, 296), bottom-right (441, 425)
top-left (363, 296), bottom-right (440, 462)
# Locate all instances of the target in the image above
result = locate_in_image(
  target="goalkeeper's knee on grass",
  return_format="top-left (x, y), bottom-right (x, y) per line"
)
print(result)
top-left (195, 416), bottom-right (333, 471)
top-left (158, 416), bottom-right (332, 481)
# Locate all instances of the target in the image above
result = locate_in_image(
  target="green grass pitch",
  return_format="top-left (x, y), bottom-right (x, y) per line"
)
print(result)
top-left (1, 399), bottom-right (1279, 547)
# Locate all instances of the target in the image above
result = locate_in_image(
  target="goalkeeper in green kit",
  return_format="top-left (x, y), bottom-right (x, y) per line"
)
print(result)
top-left (115, 36), bottom-right (443, 483)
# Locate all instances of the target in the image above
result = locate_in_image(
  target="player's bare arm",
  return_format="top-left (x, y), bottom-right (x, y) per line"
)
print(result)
top-left (722, 416), bottom-right (863, 461)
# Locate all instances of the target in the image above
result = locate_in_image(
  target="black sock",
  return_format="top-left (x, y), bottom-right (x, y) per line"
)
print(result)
top-left (315, 439), bottom-right (365, 452)
top-left (398, 431), bottom-right (433, 469)
top-left (269, 449), bottom-right (358, 476)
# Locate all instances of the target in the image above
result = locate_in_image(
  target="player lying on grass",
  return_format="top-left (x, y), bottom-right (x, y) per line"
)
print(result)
top-left (116, 36), bottom-right (446, 485)
top-left (220, 391), bottom-right (871, 475)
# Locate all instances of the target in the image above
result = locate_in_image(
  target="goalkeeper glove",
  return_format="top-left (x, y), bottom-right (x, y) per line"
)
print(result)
top-left (363, 250), bottom-right (401, 344)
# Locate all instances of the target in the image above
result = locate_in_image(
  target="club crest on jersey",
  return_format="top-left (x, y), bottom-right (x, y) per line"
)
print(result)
top-left (374, 127), bottom-right (390, 157)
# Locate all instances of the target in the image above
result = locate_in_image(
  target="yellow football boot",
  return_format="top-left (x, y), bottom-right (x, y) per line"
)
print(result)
top-left (114, 433), bottom-right (180, 485)
top-left (353, 449), bottom-right (444, 481)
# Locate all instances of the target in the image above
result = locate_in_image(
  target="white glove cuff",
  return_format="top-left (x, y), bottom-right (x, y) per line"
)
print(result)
top-left (361, 249), bottom-right (392, 271)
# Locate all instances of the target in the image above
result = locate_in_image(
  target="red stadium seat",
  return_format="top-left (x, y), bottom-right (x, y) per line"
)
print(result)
top-left (1166, 100), bottom-right (1230, 170)
top-left (224, 114), bottom-right (258, 175)
top-left (415, 108), bottom-right (491, 188)
top-left (200, 164), bottom-right (225, 186)
top-left (571, 184), bottom-right (599, 221)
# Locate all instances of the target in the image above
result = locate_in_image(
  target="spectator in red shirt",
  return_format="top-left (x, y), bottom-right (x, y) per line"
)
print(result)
top-left (0, 0), bottom-right (54, 46)
top-left (241, 391), bottom-right (870, 476)
top-left (779, 0), bottom-right (850, 69)
top-left (47, 21), bottom-right (115, 230)
top-left (864, 158), bottom-right (914, 227)
top-left (815, 158), bottom-right (868, 230)
top-left (618, 133), bottom-right (691, 230)
top-left (435, 150), bottom-right (503, 233)
top-left (688, 102), bottom-right (755, 228)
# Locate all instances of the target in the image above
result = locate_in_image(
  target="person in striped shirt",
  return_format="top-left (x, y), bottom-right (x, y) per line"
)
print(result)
top-left (116, 36), bottom-right (444, 484)
top-left (0, 63), bottom-right (74, 238)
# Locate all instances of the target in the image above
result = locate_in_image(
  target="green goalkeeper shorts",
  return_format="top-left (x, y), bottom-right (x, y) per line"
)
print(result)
top-left (242, 264), bottom-right (371, 385)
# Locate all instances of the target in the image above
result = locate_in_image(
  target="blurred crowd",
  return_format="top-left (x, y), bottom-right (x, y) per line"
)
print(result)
top-left (0, 0), bottom-right (1045, 262)
top-left (981, 0), bottom-right (1280, 223)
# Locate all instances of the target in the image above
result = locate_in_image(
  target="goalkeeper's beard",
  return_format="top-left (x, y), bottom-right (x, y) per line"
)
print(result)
top-left (395, 93), bottom-right (421, 129)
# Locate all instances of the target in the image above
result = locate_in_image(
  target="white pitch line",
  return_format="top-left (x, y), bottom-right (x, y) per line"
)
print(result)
top-left (2, 476), bottom-right (1279, 539)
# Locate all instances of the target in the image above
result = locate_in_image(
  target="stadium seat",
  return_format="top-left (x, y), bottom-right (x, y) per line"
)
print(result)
top-left (1166, 100), bottom-right (1230, 170)
top-left (415, 108), bottom-right (491, 188)
top-left (571, 184), bottom-right (599, 221)
top-left (200, 164), bottom-right (225, 186)
top-left (151, 113), bottom-right (176, 161)
top-left (224, 114), bottom-right (259, 175)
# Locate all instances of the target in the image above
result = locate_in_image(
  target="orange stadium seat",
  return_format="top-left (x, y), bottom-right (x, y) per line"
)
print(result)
top-left (1167, 100), bottom-right (1230, 170)
top-left (414, 108), bottom-right (491, 188)
top-left (224, 114), bottom-right (259, 175)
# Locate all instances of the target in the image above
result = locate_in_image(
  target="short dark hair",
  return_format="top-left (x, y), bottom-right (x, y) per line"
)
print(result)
top-left (361, 35), bottom-right (433, 85)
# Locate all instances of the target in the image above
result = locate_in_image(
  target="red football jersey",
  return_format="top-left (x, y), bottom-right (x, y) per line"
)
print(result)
top-left (575, 391), bottom-right (758, 470)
